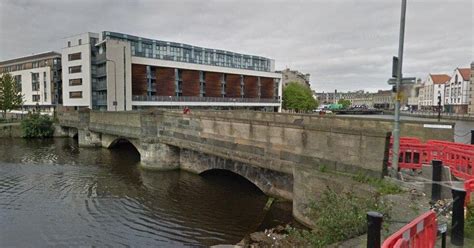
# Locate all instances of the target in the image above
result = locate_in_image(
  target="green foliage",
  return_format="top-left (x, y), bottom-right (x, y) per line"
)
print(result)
top-left (21, 113), bottom-right (54, 138)
top-left (352, 174), bottom-right (403, 195)
top-left (466, 204), bottom-right (474, 239)
top-left (337, 99), bottom-right (351, 109)
top-left (0, 73), bottom-right (23, 118)
top-left (289, 188), bottom-right (392, 247)
top-left (283, 82), bottom-right (318, 112)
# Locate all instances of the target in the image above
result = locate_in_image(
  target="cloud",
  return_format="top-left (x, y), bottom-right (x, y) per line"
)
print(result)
top-left (0, 0), bottom-right (472, 92)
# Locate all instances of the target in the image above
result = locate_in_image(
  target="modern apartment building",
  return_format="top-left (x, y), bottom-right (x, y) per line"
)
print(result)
top-left (62, 31), bottom-right (282, 112)
top-left (444, 67), bottom-right (470, 114)
top-left (276, 68), bottom-right (310, 89)
top-left (0, 51), bottom-right (62, 112)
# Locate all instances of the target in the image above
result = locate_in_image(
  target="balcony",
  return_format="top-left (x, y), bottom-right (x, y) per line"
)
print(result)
top-left (92, 97), bottom-right (107, 106)
top-left (132, 95), bottom-right (280, 103)
top-left (92, 81), bottom-right (107, 91)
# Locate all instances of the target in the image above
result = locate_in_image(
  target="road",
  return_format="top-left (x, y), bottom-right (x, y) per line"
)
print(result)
top-left (340, 114), bottom-right (473, 144)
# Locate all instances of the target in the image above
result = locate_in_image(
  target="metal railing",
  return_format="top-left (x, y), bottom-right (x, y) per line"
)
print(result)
top-left (132, 95), bottom-right (280, 103)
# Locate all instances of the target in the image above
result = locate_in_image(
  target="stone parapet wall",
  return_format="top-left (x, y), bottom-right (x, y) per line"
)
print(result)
top-left (187, 110), bottom-right (454, 142)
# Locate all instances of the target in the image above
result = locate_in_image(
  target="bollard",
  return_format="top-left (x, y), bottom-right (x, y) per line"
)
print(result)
top-left (438, 223), bottom-right (447, 248)
top-left (471, 130), bottom-right (474, 145)
top-left (431, 160), bottom-right (442, 202)
top-left (367, 211), bottom-right (383, 248)
top-left (451, 188), bottom-right (466, 246)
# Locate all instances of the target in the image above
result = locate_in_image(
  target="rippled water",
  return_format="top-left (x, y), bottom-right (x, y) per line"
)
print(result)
top-left (0, 138), bottom-right (292, 247)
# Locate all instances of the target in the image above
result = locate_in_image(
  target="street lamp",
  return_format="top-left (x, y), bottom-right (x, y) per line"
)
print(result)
top-left (106, 59), bottom-right (117, 111)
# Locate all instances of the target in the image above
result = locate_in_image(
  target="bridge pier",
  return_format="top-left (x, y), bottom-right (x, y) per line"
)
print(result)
top-left (78, 130), bottom-right (101, 147)
top-left (139, 142), bottom-right (180, 170)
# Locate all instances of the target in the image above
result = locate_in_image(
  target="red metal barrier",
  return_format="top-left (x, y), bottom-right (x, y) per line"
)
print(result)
top-left (382, 211), bottom-right (437, 248)
top-left (388, 137), bottom-right (474, 180)
top-left (466, 179), bottom-right (474, 207)
top-left (443, 146), bottom-right (474, 180)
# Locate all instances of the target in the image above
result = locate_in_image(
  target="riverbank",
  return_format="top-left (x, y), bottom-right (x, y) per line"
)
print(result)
top-left (0, 122), bottom-right (68, 138)
top-left (0, 122), bottom-right (22, 137)
top-left (234, 188), bottom-right (442, 247)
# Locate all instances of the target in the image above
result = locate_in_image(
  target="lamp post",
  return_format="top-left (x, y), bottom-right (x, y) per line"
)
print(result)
top-left (390, 0), bottom-right (408, 177)
top-left (106, 59), bottom-right (117, 111)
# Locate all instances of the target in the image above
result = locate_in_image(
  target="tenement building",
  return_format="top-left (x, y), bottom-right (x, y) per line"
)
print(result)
top-left (469, 62), bottom-right (474, 114)
top-left (0, 52), bottom-right (62, 112)
top-left (62, 31), bottom-right (282, 112)
top-left (419, 74), bottom-right (450, 111)
top-left (276, 68), bottom-right (310, 88)
top-left (444, 67), bottom-right (470, 114)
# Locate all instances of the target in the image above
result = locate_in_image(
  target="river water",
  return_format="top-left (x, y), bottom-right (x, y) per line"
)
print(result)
top-left (0, 138), bottom-right (292, 247)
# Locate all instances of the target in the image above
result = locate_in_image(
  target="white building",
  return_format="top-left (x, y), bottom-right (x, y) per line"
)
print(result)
top-left (62, 32), bottom-right (100, 109)
top-left (0, 52), bottom-right (62, 112)
top-left (444, 67), bottom-right (471, 114)
top-left (418, 74), bottom-right (450, 110)
top-left (62, 31), bottom-right (282, 112)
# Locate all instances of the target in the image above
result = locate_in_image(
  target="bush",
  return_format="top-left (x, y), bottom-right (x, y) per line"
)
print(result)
top-left (289, 188), bottom-right (392, 247)
top-left (21, 113), bottom-right (54, 138)
top-left (466, 204), bottom-right (474, 239)
top-left (283, 82), bottom-right (318, 112)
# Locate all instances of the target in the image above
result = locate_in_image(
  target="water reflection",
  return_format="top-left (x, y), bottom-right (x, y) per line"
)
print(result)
top-left (0, 138), bottom-right (292, 247)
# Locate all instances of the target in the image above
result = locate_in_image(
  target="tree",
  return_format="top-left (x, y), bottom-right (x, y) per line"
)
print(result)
top-left (337, 99), bottom-right (351, 109)
top-left (283, 82), bottom-right (318, 112)
top-left (0, 73), bottom-right (23, 118)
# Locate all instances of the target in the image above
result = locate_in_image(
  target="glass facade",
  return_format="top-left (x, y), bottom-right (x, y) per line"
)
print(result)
top-left (103, 31), bottom-right (273, 72)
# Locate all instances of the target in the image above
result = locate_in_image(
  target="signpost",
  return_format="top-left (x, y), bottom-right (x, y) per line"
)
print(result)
top-left (388, 0), bottom-right (409, 178)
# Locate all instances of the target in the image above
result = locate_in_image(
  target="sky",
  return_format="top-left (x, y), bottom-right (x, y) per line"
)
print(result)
top-left (0, 0), bottom-right (472, 92)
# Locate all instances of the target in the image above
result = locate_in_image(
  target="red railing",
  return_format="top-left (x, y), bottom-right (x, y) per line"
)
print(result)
top-left (466, 179), bottom-right (474, 207)
top-left (388, 137), bottom-right (474, 180)
top-left (382, 211), bottom-right (437, 248)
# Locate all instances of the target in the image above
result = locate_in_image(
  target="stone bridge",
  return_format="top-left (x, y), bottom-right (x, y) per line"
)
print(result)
top-left (57, 109), bottom-right (453, 226)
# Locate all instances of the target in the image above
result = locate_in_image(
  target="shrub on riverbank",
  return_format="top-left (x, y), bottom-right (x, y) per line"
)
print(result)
top-left (466, 204), bottom-right (474, 239)
top-left (288, 188), bottom-right (391, 247)
top-left (21, 113), bottom-right (54, 138)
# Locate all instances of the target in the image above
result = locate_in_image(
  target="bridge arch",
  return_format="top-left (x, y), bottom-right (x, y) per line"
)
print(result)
top-left (180, 149), bottom-right (293, 200)
top-left (199, 168), bottom-right (267, 195)
top-left (102, 135), bottom-right (142, 160)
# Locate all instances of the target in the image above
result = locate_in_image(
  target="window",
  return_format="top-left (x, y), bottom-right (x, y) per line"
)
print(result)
top-left (69, 91), bottom-right (83, 98)
top-left (69, 66), bottom-right (81, 74)
top-left (13, 75), bottom-right (21, 83)
top-left (78, 39), bottom-right (82, 45)
top-left (32, 82), bottom-right (40, 91)
top-left (32, 95), bottom-right (40, 102)
top-left (44, 92), bottom-right (47, 101)
top-left (14, 75), bottom-right (22, 92)
top-left (31, 72), bottom-right (39, 81)
top-left (68, 52), bottom-right (81, 61)
top-left (69, 78), bottom-right (82, 86)
top-left (68, 41), bottom-right (71, 47)
top-left (32, 61), bottom-right (39, 68)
